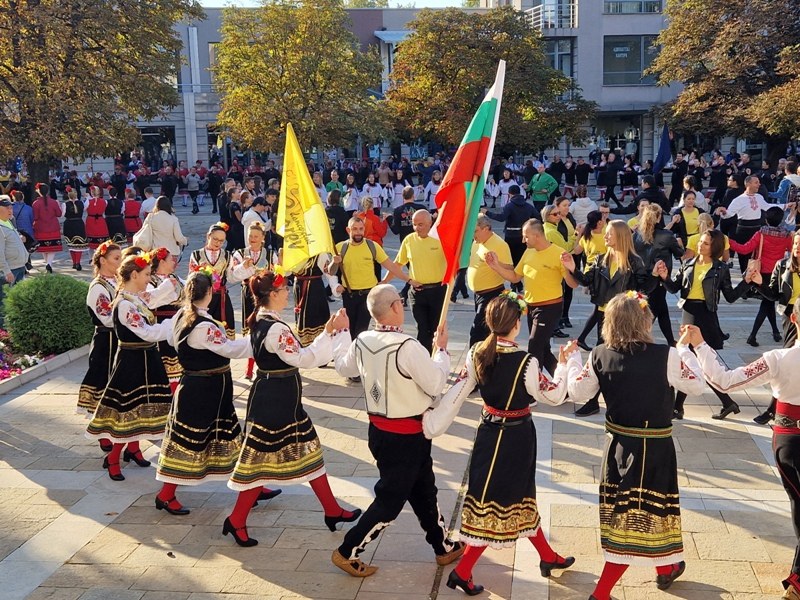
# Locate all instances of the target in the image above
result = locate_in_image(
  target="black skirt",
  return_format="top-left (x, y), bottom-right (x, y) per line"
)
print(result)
top-left (106, 215), bottom-right (127, 245)
top-left (157, 369), bottom-right (242, 484)
top-left (229, 372), bottom-right (324, 490)
top-left (681, 300), bottom-right (723, 349)
top-left (208, 288), bottom-right (236, 339)
top-left (63, 218), bottom-right (88, 250)
top-left (240, 283), bottom-right (255, 337)
top-left (77, 328), bottom-right (117, 415)
top-left (294, 276), bottom-right (330, 346)
top-left (86, 344), bottom-right (172, 443)
top-left (460, 417), bottom-right (541, 547)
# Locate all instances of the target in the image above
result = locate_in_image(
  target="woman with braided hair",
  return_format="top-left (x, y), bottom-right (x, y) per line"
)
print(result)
top-left (61, 186), bottom-right (88, 271)
top-left (189, 222), bottom-right (236, 339)
top-left (442, 291), bottom-right (578, 595)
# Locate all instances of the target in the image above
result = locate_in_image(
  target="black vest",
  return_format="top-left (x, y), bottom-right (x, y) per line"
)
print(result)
top-left (175, 312), bottom-right (229, 372)
top-left (477, 348), bottom-right (533, 411)
top-left (251, 318), bottom-right (295, 371)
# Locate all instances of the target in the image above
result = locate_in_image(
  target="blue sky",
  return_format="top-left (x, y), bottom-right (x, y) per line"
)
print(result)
top-left (198, 1), bottom-right (461, 6)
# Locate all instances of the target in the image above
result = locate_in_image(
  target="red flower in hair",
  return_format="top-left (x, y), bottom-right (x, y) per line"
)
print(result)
top-left (35, 183), bottom-right (42, 191)
top-left (213, 221), bottom-right (229, 232)
top-left (134, 253), bottom-right (152, 269)
top-left (154, 247), bottom-right (169, 261)
top-left (272, 273), bottom-right (285, 288)
top-left (65, 185), bottom-right (73, 193)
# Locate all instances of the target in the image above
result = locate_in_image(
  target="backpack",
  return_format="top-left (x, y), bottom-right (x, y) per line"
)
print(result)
top-left (339, 238), bottom-right (378, 263)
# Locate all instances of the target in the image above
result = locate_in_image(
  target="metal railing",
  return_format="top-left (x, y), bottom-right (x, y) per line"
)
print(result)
top-left (525, 1), bottom-right (578, 30)
top-left (604, 1), bottom-right (662, 14)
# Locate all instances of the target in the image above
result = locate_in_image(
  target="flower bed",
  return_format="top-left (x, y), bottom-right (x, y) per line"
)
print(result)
top-left (0, 328), bottom-right (45, 381)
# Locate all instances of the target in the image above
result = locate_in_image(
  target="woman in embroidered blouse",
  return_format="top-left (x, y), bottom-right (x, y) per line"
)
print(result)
top-left (86, 252), bottom-right (175, 481)
top-left (78, 242), bottom-right (122, 453)
top-left (225, 271), bottom-right (358, 547)
top-left (438, 293), bottom-right (579, 596)
top-left (147, 248), bottom-right (184, 392)
top-left (85, 186), bottom-right (109, 250)
top-left (189, 223), bottom-right (237, 339)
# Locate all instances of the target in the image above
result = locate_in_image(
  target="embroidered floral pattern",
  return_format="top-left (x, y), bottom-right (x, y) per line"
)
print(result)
top-left (95, 294), bottom-right (112, 317)
top-left (680, 361), bottom-right (697, 380)
top-left (575, 362), bottom-right (592, 382)
top-left (743, 358), bottom-right (769, 380)
top-left (206, 325), bottom-right (227, 345)
top-left (538, 372), bottom-right (559, 392)
top-left (277, 329), bottom-right (299, 354)
top-left (125, 309), bottom-right (144, 328)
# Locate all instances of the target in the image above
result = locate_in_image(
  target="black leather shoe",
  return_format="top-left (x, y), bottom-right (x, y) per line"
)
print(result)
top-left (155, 496), bottom-right (190, 516)
top-left (253, 488), bottom-right (283, 506)
top-left (103, 458), bottom-right (124, 481)
top-left (774, 331), bottom-right (783, 343)
top-left (577, 340), bottom-right (593, 352)
top-left (575, 399), bottom-right (600, 417)
top-left (656, 560), bottom-right (685, 590)
top-left (753, 410), bottom-right (775, 425)
top-left (123, 449), bottom-right (151, 467)
top-left (721, 331), bottom-right (730, 341)
top-left (746, 336), bottom-right (759, 347)
top-left (562, 318), bottom-right (573, 328)
top-left (540, 556), bottom-right (575, 577)
top-left (712, 403), bottom-right (740, 420)
top-left (672, 409), bottom-right (684, 420)
top-left (76, 263), bottom-right (82, 271)
top-left (222, 517), bottom-right (258, 547)
top-left (324, 508), bottom-right (362, 532)
top-left (552, 328), bottom-right (569, 338)
top-left (446, 570), bottom-right (484, 595)
top-left (45, 264), bottom-right (52, 273)
top-left (99, 440), bottom-right (113, 453)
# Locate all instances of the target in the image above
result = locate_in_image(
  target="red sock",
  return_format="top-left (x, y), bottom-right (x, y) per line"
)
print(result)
top-left (126, 441), bottom-right (142, 457)
top-left (246, 358), bottom-right (254, 379)
top-left (229, 488), bottom-right (261, 531)
top-left (529, 528), bottom-right (558, 563)
top-left (107, 443), bottom-right (124, 477)
top-left (787, 573), bottom-right (800, 592)
top-left (454, 544), bottom-right (486, 580)
top-left (157, 482), bottom-right (184, 510)
top-left (169, 381), bottom-right (178, 395)
top-left (656, 564), bottom-right (673, 576)
top-left (592, 562), bottom-right (628, 600)
top-left (309, 473), bottom-right (353, 518)
top-left (70, 251), bottom-right (82, 265)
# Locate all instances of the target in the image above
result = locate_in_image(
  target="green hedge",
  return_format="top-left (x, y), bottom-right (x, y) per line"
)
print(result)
top-left (5, 275), bottom-right (93, 355)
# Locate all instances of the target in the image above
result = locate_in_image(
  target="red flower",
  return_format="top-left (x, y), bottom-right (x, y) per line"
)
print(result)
top-left (155, 247), bottom-right (169, 261)
top-left (134, 254), bottom-right (151, 268)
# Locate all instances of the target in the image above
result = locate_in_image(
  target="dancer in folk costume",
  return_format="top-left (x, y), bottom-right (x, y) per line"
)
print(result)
top-left (78, 241), bottom-right (121, 453)
top-left (61, 186), bottom-right (88, 271)
top-left (189, 222), bottom-right (236, 339)
top-left (441, 293), bottom-right (579, 595)
top-left (147, 247), bottom-right (185, 393)
top-left (86, 252), bottom-right (175, 481)
top-left (123, 189), bottom-right (143, 244)
top-left (32, 183), bottom-right (62, 273)
top-left (292, 253), bottom-right (339, 347)
top-left (105, 188), bottom-right (127, 246)
top-left (85, 186), bottom-right (109, 250)
top-left (225, 271), bottom-right (357, 547)
top-left (230, 221), bottom-right (273, 379)
top-left (154, 271), bottom-right (264, 516)
top-left (683, 309), bottom-right (800, 600)
top-left (567, 292), bottom-right (707, 600)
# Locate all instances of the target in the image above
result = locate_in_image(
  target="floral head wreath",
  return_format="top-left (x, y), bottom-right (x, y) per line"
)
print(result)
top-left (208, 222), bottom-right (229, 235)
top-left (153, 247), bottom-right (169, 261)
top-left (189, 263), bottom-right (222, 292)
top-left (500, 290), bottom-right (527, 315)
top-left (97, 240), bottom-right (115, 257)
top-left (133, 252), bottom-right (152, 269)
top-left (625, 290), bottom-right (649, 310)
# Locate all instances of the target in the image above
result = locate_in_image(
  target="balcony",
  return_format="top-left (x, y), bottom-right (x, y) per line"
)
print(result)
top-left (525, 1), bottom-right (578, 30)
top-left (604, 1), bottom-right (662, 13)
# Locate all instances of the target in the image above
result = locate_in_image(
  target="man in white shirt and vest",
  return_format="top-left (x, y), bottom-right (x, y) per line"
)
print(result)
top-left (331, 284), bottom-right (464, 577)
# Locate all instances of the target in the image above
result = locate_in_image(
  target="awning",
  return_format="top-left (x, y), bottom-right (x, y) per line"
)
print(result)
top-left (373, 30), bottom-right (409, 44)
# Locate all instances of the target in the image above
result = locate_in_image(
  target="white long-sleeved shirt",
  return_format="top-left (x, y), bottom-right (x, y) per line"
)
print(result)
top-left (567, 346), bottom-right (708, 400)
top-left (724, 193), bottom-right (783, 221)
top-left (694, 341), bottom-right (800, 405)
top-left (422, 342), bottom-right (578, 439)
top-left (334, 326), bottom-right (451, 398)
top-left (170, 308), bottom-right (251, 359)
top-left (253, 309), bottom-right (349, 367)
top-left (86, 277), bottom-right (117, 328)
top-left (115, 295), bottom-right (173, 343)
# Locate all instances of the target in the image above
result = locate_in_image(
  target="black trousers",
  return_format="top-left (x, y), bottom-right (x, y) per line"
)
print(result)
top-left (507, 237), bottom-right (525, 293)
top-left (338, 425), bottom-right (453, 560)
top-left (342, 291), bottom-right (370, 339)
top-left (734, 220), bottom-right (761, 273)
top-left (470, 286), bottom-right (504, 347)
top-left (409, 285), bottom-right (447, 353)
top-left (526, 300), bottom-right (562, 376)
top-left (649, 284), bottom-right (676, 346)
top-left (452, 268), bottom-right (468, 299)
top-left (578, 306), bottom-right (603, 346)
top-left (561, 281), bottom-right (573, 321)
top-left (774, 431), bottom-right (800, 578)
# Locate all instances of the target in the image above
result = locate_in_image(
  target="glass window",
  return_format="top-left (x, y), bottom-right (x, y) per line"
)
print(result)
top-left (604, 1), bottom-right (662, 13)
top-left (545, 38), bottom-right (573, 79)
top-left (603, 35), bottom-right (658, 85)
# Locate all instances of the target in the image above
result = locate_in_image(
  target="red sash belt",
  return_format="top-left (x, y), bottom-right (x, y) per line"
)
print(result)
top-left (369, 414), bottom-right (424, 434)
top-left (774, 401), bottom-right (800, 435)
top-left (483, 405), bottom-right (531, 418)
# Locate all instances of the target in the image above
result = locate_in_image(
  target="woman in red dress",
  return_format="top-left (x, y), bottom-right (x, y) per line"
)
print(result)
top-left (86, 186), bottom-right (110, 250)
top-left (123, 189), bottom-right (142, 244)
top-left (32, 183), bottom-right (62, 273)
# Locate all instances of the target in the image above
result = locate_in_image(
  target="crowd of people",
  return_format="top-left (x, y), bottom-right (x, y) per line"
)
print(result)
top-left (2, 143), bottom-right (798, 600)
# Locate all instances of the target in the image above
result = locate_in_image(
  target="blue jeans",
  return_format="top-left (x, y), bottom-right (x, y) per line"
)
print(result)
top-left (0, 267), bottom-right (26, 327)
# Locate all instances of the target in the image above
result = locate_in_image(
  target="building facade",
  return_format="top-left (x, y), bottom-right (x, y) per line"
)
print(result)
top-left (103, 3), bottom-right (688, 173)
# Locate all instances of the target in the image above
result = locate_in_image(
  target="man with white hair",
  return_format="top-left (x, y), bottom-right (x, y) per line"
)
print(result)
top-left (330, 284), bottom-right (463, 578)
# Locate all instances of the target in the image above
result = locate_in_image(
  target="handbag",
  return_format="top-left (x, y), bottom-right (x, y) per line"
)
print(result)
top-left (132, 215), bottom-right (154, 250)
top-left (746, 233), bottom-right (764, 276)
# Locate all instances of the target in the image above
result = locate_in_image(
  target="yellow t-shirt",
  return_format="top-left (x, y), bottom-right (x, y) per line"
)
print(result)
top-left (682, 208), bottom-right (700, 236)
top-left (395, 233), bottom-right (447, 284)
top-left (790, 272), bottom-right (800, 306)
top-left (514, 244), bottom-right (566, 304)
top-left (544, 222), bottom-right (572, 252)
top-left (336, 240), bottom-right (389, 290)
top-left (627, 216), bottom-right (640, 230)
top-left (688, 261), bottom-right (713, 300)
top-left (468, 232), bottom-right (512, 292)
top-left (579, 233), bottom-right (607, 272)
top-left (687, 232), bottom-right (730, 254)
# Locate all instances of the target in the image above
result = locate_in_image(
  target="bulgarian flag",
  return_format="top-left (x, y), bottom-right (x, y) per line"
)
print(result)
top-left (432, 60), bottom-right (505, 283)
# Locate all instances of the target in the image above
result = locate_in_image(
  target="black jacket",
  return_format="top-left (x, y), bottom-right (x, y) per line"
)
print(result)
top-left (574, 163), bottom-right (592, 186)
top-left (755, 257), bottom-right (797, 315)
top-left (326, 205), bottom-right (349, 244)
top-left (634, 226), bottom-right (684, 273)
top-left (573, 252), bottom-right (657, 307)
top-left (633, 186), bottom-right (671, 215)
top-left (669, 160), bottom-right (688, 187)
top-left (486, 194), bottom-right (541, 240)
top-left (662, 258), bottom-right (747, 312)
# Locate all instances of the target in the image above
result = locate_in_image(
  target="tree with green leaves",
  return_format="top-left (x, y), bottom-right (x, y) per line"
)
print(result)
top-left (344, 0), bottom-right (388, 7)
top-left (214, 0), bottom-right (386, 152)
top-left (648, 0), bottom-right (800, 162)
top-left (0, 0), bottom-right (204, 183)
top-left (385, 7), bottom-right (595, 154)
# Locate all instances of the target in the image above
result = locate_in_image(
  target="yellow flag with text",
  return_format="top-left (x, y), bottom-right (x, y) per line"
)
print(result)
top-left (276, 123), bottom-right (334, 271)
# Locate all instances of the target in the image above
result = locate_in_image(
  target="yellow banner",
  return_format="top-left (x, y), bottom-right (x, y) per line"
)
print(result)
top-left (276, 123), bottom-right (334, 271)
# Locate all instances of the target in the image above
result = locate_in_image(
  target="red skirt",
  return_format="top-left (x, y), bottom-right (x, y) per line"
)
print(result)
top-left (36, 231), bottom-right (63, 253)
top-left (86, 216), bottom-right (110, 249)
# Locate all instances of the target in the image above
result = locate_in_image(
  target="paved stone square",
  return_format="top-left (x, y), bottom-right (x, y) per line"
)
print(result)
top-left (0, 204), bottom-right (794, 599)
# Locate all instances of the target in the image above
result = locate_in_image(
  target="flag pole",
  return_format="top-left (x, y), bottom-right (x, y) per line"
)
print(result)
top-left (435, 173), bottom-right (481, 346)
